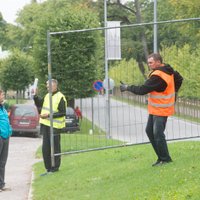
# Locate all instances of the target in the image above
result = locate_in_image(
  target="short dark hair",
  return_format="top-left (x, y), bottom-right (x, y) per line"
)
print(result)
top-left (148, 53), bottom-right (163, 63)
top-left (0, 89), bottom-right (3, 94)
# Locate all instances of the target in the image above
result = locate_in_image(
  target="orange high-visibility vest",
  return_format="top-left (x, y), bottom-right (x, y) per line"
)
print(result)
top-left (148, 70), bottom-right (175, 116)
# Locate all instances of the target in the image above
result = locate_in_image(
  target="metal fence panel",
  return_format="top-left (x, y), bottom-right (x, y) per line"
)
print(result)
top-left (49, 18), bottom-right (200, 156)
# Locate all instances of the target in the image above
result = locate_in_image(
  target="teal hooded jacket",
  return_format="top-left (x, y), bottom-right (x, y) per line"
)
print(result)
top-left (0, 105), bottom-right (12, 139)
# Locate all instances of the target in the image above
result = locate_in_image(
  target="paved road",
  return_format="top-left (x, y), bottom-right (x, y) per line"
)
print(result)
top-left (1, 136), bottom-right (41, 200)
top-left (76, 96), bottom-right (200, 143)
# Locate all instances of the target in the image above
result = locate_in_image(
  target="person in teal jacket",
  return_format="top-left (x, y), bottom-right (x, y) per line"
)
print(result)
top-left (0, 89), bottom-right (12, 192)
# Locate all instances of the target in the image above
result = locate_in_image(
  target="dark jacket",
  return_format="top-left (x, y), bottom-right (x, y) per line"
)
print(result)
top-left (127, 64), bottom-right (183, 95)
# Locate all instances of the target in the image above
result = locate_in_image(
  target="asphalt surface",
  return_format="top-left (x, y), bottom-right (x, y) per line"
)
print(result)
top-left (0, 136), bottom-right (42, 200)
top-left (77, 96), bottom-right (200, 143)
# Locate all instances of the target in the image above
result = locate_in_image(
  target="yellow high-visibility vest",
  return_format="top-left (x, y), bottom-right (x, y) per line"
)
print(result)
top-left (40, 92), bottom-right (66, 129)
top-left (148, 70), bottom-right (175, 116)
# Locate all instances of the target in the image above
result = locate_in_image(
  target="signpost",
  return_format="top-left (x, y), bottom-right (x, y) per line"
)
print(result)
top-left (103, 78), bottom-right (115, 90)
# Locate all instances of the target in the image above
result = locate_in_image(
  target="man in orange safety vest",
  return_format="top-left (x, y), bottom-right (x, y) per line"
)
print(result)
top-left (120, 53), bottom-right (183, 166)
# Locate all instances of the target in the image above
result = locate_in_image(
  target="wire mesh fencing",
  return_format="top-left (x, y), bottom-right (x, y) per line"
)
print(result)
top-left (49, 18), bottom-right (200, 155)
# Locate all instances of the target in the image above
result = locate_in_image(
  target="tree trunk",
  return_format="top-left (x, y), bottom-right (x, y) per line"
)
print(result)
top-left (135, 0), bottom-right (149, 59)
top-left (109, 0), bottom-right (150, 77)
top-left (16, 90), bottom-right (19, 104)
top-left (135, 0), bottom-right (149, 75)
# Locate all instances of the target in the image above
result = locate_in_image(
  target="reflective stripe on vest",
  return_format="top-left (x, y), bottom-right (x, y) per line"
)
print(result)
top-left (148, 101), bottom-right (174, 108)
top-left (40, 92), bottom-right (66, 129)
top-left (148, 70), bottom-right (175, 116)
top-left (41, 106), bottom-right (66, 124)
top-left (149, 93), bottom-right (175, 99)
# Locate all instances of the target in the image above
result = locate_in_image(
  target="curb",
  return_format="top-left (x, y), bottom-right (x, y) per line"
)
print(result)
top-left (28, 171), bottom-right (34, 200)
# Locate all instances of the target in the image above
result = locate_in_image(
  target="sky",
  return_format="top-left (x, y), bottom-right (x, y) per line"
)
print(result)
top-left (0, 0), bottom-right (32, 24)
top-left (0, 0), bottom-right (45, 24)
top-left (0, 0), bottom-right (130, 24)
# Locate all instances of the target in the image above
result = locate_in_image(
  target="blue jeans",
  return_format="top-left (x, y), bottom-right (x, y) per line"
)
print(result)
top-left (145, 115), bottom-right (172, 162)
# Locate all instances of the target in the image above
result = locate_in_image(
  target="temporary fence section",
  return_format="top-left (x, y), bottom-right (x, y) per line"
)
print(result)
top-left (48, 18), bottom-right (200, 156)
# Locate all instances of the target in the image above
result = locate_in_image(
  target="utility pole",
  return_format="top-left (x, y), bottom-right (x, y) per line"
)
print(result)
top-left (153, 0), bottom-right (158, 53)
top-left (104, 0), bottom-right (111, 138)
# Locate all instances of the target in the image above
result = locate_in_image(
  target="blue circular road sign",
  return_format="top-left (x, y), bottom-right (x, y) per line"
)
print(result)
top-left (93, 80), bottom-right (103, 91)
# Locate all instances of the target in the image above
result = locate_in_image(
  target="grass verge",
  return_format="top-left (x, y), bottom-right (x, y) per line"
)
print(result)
top-left (32, 140), bottom-right (200, 200)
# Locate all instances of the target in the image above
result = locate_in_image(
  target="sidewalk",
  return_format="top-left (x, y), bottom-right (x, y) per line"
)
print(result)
top-left (0, 136), bottom-right (41, 200)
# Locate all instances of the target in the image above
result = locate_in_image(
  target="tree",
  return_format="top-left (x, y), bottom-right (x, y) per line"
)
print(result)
top-left (15, 1), bottom-right (43, 50)
top-left (169, 0), bottom-right (200, 19)
top-left (0, 12), bottom-right (24, 51)
top-left (0, 49), bottom-right (34, 102)
top-left (167, 0), bottom-right (200, 50)
top-left (160, 44), bottom-right (200, 99)
top-left (16, 0), bottom-right (103, 107)
top-left (91, 0), bottom-right (151, 79)
top-left (0, 13), bottom-right (8, 50)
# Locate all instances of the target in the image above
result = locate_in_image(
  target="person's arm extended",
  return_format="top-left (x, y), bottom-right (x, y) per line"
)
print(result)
top-left (127, 75), bottom-right (167, 95)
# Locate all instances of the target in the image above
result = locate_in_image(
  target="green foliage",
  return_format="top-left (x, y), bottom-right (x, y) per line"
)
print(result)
top-left (109, 43), bottom-right (200, 99)
top-left (93, 0), bottom-right (152, 77)
top-left (0, 11), bottom-right (24, 51)
top-left (154, 0), bottom-right (200, 51)
top-left (33, 141), bottom-right (200, 200)
top-left (169, 0), bottom-right (200, 19)
top-left (2, 24), bottom-right (25, 51)
top-left (2, 0), bottom-right (199, 101)
top-left (60, 117), bottom-right (123, 153)
top-left (19, 0), bottom-right (104, 99)
top-left (15, 2), bottom-right (43, 50)
top-left (109, 58), bottom-right (147, 86)
top-left (161, 44), bottom-right (200, 98)
top-left (0, 14), bottom-right (7, 48)
top-left (0, 49), bottom-right (34, 92)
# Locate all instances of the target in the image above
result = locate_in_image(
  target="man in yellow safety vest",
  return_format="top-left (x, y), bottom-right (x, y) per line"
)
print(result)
top-left (33, 79), bottom-right (66, 175)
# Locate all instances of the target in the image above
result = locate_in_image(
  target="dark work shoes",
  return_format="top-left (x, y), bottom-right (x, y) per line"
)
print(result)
top-left (40, 168), bottom-right (59, 176)
top-left (152, 160), bottom-right (161, 167)
top-left (152, 159), bottom-right (172, 167)
top-left (40, 172), bottom-right (53, 177)
top-left (50, 168), bottom-right (59, 173)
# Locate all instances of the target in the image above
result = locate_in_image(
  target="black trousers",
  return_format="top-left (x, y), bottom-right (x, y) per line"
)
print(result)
top-left (40, 124), bottom-right (61, 172)
top-left (0, 137), bottom-right (9, 189)
top-left (145, 114), bottom-right (172, 162)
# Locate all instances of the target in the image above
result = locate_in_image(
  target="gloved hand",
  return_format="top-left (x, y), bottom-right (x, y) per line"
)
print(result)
top-left (120, 81), bottom-right (128, 92)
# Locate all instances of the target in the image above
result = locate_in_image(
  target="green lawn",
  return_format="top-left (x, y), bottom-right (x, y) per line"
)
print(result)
top-left (36, 117), bottom-right (124, 158)
top-left (32, 140), bottom-right (200, 200)
top-left (59, 117), bottom-right (124, 154)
